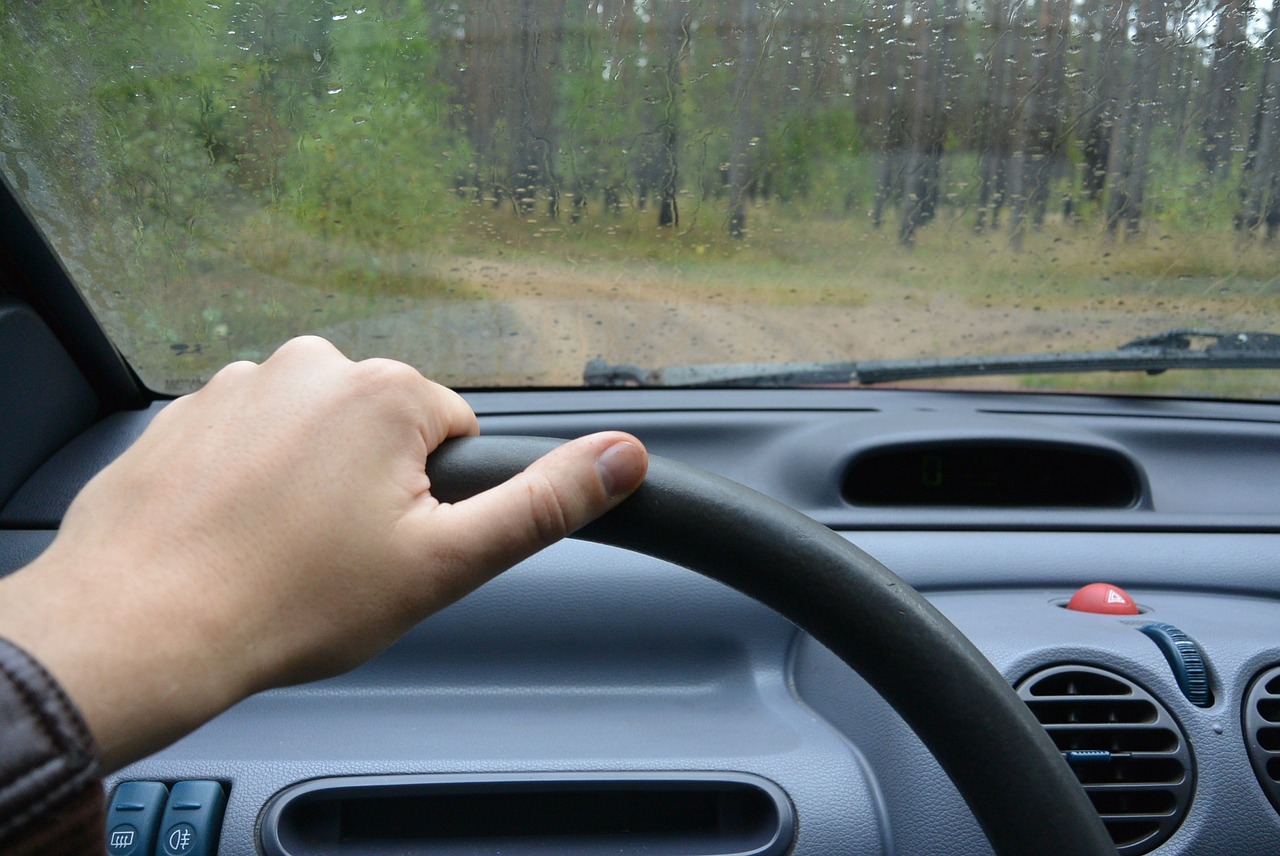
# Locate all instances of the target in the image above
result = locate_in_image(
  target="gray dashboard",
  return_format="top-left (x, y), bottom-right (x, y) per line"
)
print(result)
top-left (5, 388), bottom-right (1280, 855)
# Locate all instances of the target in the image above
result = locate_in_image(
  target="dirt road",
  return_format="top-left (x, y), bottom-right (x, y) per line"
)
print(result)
top-left (314, 257), bottom-right (1198, 387)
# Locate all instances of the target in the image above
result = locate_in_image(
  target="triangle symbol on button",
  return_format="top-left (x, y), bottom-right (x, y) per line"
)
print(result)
top-left (1106, 589), bottom-right (1127, 604)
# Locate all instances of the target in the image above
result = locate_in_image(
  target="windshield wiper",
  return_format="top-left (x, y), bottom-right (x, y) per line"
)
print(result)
top-left (583, 329), bottom-right (1280, 388)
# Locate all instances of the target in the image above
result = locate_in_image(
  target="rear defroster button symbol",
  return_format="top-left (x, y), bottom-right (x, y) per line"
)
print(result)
top-left (108, 826), bottom-right (137, 852)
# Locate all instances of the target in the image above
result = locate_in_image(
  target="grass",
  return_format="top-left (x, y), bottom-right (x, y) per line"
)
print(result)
top-left (104, 192), bottom-right (1280, 397)
top-left (453, 197), bottom-right (1279, 288)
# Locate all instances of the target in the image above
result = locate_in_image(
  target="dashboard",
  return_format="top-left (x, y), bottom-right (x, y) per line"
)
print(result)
top-left (6, 306), bottom-right (1280, 854)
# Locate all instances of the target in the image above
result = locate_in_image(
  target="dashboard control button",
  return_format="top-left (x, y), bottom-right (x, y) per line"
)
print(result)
top-left (157, 781), bottom-right (226, 856)
top-left (105, 781), bottom-right (167, 856)
top-left (1066, 582), bottom-right (1140, 615)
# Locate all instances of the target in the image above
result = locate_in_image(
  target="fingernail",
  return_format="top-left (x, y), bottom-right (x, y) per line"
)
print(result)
top-left (597, 441), bottom-right (645, 498)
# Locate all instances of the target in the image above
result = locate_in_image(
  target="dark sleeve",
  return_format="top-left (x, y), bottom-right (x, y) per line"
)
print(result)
top-left (0, 638), bottom-right (104, 855)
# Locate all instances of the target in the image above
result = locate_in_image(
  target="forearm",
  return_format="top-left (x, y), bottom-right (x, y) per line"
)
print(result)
top-left (0, 552), bottom-right (248, 773)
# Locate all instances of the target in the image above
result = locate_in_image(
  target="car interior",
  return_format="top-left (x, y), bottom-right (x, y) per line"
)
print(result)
top-left (5, 1), bottom-right (1280, 854)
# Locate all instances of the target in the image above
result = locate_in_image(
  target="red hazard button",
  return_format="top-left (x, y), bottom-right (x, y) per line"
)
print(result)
top-left (1066, 582), bottom-right (1140, 615)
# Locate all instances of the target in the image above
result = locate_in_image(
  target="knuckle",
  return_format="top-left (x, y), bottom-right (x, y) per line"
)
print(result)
top-left (290, 334), bottom-right (334, 350)
top-left (523, 471), bottom-right (572, 545)
top-left (208, 360), bottom-right (256, 384)
top-left (275, 335), bottom-right (339, 361)
top-left (356, 357), bottom-right (423, 393)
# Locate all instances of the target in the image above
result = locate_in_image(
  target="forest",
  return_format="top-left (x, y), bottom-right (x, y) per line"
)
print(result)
top-left (3, 0), bottom-right (1280, 252)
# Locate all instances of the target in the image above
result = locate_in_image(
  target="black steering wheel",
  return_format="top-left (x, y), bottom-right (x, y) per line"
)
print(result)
top-left (427, 436), bottom-right (1115, 856)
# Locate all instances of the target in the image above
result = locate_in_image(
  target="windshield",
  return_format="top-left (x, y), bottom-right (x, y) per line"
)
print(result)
top-left (2, 0), bottom-right (1279, 397)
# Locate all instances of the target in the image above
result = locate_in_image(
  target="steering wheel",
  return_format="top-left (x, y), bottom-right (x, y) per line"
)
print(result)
top-left (427, 436), bottom-right (1116, 856)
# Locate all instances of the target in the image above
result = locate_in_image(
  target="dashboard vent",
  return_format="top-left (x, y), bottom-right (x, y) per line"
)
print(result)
top-left (1243, 666), bottom-right (1280, 815)
top-left (1017, 665), bottom-right (1193, 855)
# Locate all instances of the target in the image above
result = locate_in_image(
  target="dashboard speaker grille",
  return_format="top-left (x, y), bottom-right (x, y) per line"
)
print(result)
top-left (1017, 665), bottom-right (1193, 855)
top-left (1243, 665), bottom-right (1280, 815)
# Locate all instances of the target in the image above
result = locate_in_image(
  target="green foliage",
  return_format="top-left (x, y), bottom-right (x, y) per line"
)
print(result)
top-left (98, 74), bottom-right (237, 230)
top-left (284, 84), bottom-right (470, 248)
top-left (5, 0), bottom-right (1280, 394)
top-left (1140, 130), bottom-right (1241, 232)
top-left (758, 109), bottom-right (863, 201)
top-left (7, 0), bottom-right (1279, 249)
top-left (554, 9), bottom-right (637, 203)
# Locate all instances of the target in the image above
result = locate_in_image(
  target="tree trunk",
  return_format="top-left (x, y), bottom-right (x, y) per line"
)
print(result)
top-left (898, 0), bottom-right (931, 244)
top-left (1240, 0), bottom-right (1280, 236)
top-left (457, 0), bottom-right (512, 208)
top-left (1167, 15), bottom-right (1199, 168)
top-left (511, 0), bottom-right (566, 217)
top-left (728, 0), bottom-right (760, 239)
top-left (1082, 0), bottom-right (1129, 203)
top-left (899, 0), bottom-right (957, 245)
top-left (975, 0), bottom-right (1016, 232)
top-left (1105, 0), bottom-right (1164, 238)
top-left (1120, 0), bottom-right (1166, 237)
top-left (655, 0), bottom-right (691, 228)
top-left (1202, 0), bottom-right (1251, 176)
top-left (1008, 0), bottom-right (1069, 247)
top-left (869, 0), bottom-right (906, 229)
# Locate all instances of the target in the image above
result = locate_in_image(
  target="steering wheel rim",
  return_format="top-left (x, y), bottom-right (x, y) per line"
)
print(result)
top-left (427, 436), bottom-right (1116, 856)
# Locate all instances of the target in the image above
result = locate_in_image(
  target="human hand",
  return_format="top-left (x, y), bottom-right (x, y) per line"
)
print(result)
top-left (0, 336), bottom-right (647, 771)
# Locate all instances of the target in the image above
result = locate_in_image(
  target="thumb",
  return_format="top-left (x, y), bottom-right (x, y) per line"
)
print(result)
top-left (424, 432), bottom-right (648, 587)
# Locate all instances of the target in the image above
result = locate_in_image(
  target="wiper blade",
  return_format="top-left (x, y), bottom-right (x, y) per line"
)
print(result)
top-left (857, 329), bottom-right (1280, 384)
top-left (583, 358), bottom-right (858, 388)
top-left (584, 329), bottom-right (1280, 388)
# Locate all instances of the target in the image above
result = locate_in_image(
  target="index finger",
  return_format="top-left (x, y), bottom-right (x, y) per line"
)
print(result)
top-left (352, 357), bottom-right (480, 452)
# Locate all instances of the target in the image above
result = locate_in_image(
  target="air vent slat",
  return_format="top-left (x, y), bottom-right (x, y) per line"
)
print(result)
top-left (1027, 698), bottom-right (1156, 724)
top-left (1019, 665), bottom-right (1193, 856)
top-left (1043, 726), bottom-right (1179, 754)
top-left (1083, 781), bottom-right (1186, 793)
top-left (1071, 757), bottom-right (1186, 786)
top-left (1086, 787), bottom-right (1177, 812)
top-left (1102, 819), bottom-right (1162, 850)
top-left (1255, 726), bottom-right (1280, 751)
top-left (1244, 666), bottom-right (1280, 810)
top-left (1041, 725), bottom-right (1173, 734)
top-left (1027, 670), bottom-right (1133, 697)
top-left (1256, 699), bottom-right (1280, 723)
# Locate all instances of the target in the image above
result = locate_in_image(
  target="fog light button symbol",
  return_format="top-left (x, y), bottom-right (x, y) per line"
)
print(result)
top-left (163, 822), bottom-right (197, 855)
